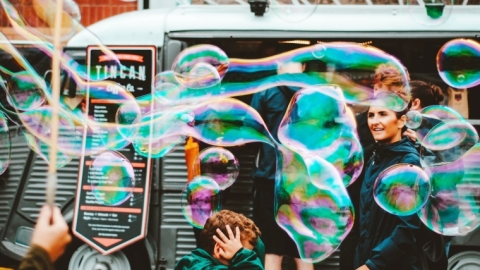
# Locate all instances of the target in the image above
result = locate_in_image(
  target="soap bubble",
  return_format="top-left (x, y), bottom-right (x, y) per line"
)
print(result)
top-left (278, 86), bottom-right (363, 187)
top-left (275, 146), bottom-right (354, 263)
top-left (419, 143), bottom-right (480, 236)
top-left (4, 71), bottom-right (46, 111)
top-left (89, 151), bottom-right (136, 206)
top-left (418, 105), bottom-right (478, 167)
top-left (406, 110), bottom-right (423, 130)
top-left (437, 39), bottom-right (480, 88)
top-left (181, 176), bottom-right (221, 229)
top-left (374, 164), bottom-right (431, 216)
top-left (193, 147), bottom-right (240, 190)
top-left (407, 0), bottom-right (453, 27)
top-left (270, 0), bottom-right (320, 23)
top-left (171, 45), bottom-right (229, 89)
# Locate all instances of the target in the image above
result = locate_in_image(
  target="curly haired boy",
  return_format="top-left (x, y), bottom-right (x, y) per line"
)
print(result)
top-left (175, 210), bottom-right (265, 270)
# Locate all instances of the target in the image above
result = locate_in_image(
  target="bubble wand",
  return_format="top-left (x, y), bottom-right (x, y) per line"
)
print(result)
top-left (46, 0), bottom-right (64, 207)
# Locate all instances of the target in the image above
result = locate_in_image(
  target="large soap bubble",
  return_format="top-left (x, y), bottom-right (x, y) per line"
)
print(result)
top-left (181, 176), bottom-right (222, 229)
top-left (278, 86), bottom-right (363, 187)
top-left (419, 143), bottom-right (480, 236)
top-left (193, 147), bottom-right (240, 190)
top-left (437, 39), bottom-right (480, 89)
top-left (275, 146), bottom-right (354, 263)
top-left (373, 164), bottom-right (431, 216)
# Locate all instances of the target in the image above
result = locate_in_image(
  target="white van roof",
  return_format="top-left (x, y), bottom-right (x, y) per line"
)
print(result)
top-left (67, 5), bottom-right (480, 48)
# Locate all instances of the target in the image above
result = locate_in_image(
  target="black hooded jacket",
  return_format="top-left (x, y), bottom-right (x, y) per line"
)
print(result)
top-left (355, 137), bottom-right (423, 270)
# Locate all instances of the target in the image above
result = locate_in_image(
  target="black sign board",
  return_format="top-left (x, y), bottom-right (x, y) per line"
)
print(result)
top-left (73, 46), bottom-right (156, 255)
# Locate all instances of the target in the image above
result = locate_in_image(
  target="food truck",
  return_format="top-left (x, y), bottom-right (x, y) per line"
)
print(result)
top-left (1, 2), bottom-right (480, 269)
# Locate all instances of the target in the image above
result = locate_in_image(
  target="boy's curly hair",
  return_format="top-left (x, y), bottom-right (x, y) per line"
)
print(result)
top-left (198, 210), bottom-right (261, 254)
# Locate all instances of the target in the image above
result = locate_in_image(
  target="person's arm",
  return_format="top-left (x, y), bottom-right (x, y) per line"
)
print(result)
top-left (17, 245), bottom-right (55, 270)
top-left (18, 205), bottom-right (71, 270)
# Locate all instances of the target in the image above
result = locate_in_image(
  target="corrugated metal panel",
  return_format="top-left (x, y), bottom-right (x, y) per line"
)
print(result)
top-left (0, 128), bottom-right (31, 232)
top-left (16, 152), bottom-right (79, 222)
top-left (159, 145), bottom-right (341, 269)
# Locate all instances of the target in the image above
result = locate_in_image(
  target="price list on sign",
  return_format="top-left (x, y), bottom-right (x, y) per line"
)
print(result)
top-left (73, 46), bottom-right (156, 254)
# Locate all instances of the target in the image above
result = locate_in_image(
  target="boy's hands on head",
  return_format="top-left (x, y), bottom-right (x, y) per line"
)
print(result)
top-left (213, 225), bottom-right (243, 261)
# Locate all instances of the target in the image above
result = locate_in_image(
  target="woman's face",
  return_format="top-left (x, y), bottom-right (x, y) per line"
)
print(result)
top-left (368, 106), bottom-right (405, 144)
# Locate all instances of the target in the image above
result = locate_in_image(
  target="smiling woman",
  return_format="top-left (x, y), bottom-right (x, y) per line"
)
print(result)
top-left (367, 106), bottom-right (406, 145)
top-left (354, 97), bottom-right (424, 269)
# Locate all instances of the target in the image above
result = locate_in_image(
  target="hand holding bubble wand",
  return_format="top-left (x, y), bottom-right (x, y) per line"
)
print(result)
top-left (46, 0), bottom-right (64, 208)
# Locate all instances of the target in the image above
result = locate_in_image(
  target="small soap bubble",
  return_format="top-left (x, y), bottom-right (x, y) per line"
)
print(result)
top-left (181, 176), bottom-right (221, 229)
top-left (89, 151), bottom-right (136, 206)
top-left (406, 0), bottom-right (453, 27)
top-left (406, 110), bottom-right (423, 130)
top-left (312, 44), bottom-right (326, 59)
top-left (270, 0), bottom-right (320, 23)
top-left (374, 164), bottom-right (431, 216)
top-left (193, 147), bottom-right (240, 190)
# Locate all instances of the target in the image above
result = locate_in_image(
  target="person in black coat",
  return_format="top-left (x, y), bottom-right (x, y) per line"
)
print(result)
top-left (341, 63), bottom-right (409, 270)
top-left (354, 102), bottom-right (423, 270)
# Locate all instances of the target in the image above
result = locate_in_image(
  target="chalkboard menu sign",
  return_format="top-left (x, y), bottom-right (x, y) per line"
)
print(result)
top-left (73, 46), bottom-right (156, 254)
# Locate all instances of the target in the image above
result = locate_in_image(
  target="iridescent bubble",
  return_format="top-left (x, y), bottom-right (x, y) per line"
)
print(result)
top-left (89, 151), bottom-right (136, 206)
top-left (116, 100), bottom-right (142, 140)
top-left (181, 176), bottom-right (221, 229)
top-left (161, 42), bottom-right (407, 109)
top-left (0, 0), bottom-right (82, 42)
top-left (312, 44), bottom-right (326, 59)
top-left (275, 146), bottom-right (354, 263)
top-left (278, 86), bottom-right (363, 187)
top-left (81, 82), bottom-right (141, 155)
top-left (23, 130), bottom-right (74, 168)
top-left (406, 110), bottom-right (423, 129)
top-left (0, 112), bottom-right (10, 174)
top-left (19, 106), bottom-right (82, 157)
top-left (184, 62), bottom-right (221, 89)
top-left (407, 0), bottom-right (453, 27)
top-left (193, 147), bottom-right (240, 190)
top-left (5, 71), bottom-right (46, 111)
top-left (418, 105), bottom-right (478, 166)
top-left (133, 135), bottom-right (184, 159)
top-left (373, 164), bottom-right (431, 216)
top-left (171, 45), bottom-right (229, 89)
top-left (419, 143), bottom-right (480, 236)
top-left (437, 39), bottom-right (480, 88)
top-left (190, 98), bottom-right (274, 147)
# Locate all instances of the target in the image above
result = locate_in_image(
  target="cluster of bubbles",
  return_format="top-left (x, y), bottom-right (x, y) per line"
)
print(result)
top-left (1, 0), bottom-right (480, 261)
